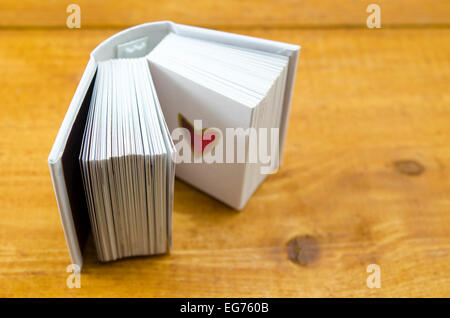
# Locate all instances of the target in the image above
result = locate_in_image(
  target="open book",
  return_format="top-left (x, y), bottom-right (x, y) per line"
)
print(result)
top-left (48, 21), bottom-right (300, 267)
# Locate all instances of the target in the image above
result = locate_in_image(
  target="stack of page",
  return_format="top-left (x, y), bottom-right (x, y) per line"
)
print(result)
top-left (79, 58), bottom-right (175, 262)
top-left (48, 22), bottom-right (299, 266)
top-left (147, 33), bottom-right (289, 209)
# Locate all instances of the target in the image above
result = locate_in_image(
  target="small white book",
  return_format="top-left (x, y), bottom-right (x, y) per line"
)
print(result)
top-left (48, 21), bottom-right (300, 268)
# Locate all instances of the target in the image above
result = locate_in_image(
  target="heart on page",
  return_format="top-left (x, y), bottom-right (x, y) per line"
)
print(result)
top-left (178, 113), bottom-right (219, 156)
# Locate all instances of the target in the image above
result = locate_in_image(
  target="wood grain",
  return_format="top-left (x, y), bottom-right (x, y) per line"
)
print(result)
top-left (0, 0), bottom-right (449, 28)
top-left (0, 26), bottom-right (449, 297)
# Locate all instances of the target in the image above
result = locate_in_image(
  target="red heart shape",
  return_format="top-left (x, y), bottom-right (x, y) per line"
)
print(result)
top-left (179, 114), bottom-right (216, 155)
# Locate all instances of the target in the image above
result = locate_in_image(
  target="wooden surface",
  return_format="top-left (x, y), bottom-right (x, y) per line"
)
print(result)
top-left (0, 1), bottom-right (450, 297)
top-left (1, 0), bottom-right (449, 27)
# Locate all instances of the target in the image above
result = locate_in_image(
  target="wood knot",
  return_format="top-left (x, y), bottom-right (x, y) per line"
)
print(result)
top-left (394, 160), bottom-right (424, 176)
top-left (286, 235), bottom-right (320, 266)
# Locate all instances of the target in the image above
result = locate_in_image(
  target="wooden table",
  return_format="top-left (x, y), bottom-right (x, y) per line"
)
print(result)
top-left (0, 1), bottom-right (449, 297)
